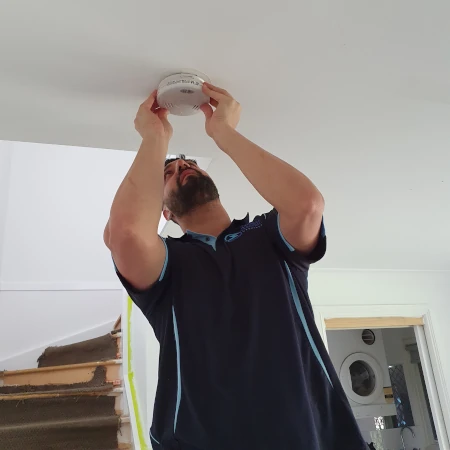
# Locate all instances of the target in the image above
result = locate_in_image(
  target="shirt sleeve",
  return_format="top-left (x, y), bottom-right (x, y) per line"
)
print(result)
top-left (260, 209), bottom-right (326, 271)
top-left (113, 236), bottom-right (171, 318)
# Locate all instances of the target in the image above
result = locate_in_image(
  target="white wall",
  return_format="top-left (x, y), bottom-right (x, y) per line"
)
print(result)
top-left (1, 142), bottom-right (135, 285)
top-left (0, 289), bottom-right (122, 370)
top-left (0, 141), bottom-right (13, 279)
top-left (355, 417), bottom-right (377, 444)
top-left (382, 327), bottom-right (415, 366)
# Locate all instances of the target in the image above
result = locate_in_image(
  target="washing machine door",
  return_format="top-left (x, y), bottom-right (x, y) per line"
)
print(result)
top-left (339, 352), bottom-right (384, 405)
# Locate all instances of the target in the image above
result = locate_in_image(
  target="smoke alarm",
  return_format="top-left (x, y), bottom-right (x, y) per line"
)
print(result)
top-left (157, 70), bottom-right (210, 116)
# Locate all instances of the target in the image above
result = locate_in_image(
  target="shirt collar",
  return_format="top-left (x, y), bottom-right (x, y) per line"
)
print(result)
top-left (169, 213), bottom-right (250, 242)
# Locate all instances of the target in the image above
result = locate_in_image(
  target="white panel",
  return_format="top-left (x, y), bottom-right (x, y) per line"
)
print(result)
top-left (416, 325), bottom-right (450, 450)
top-left (0, 289), bottom-right (122, 366)
top-left (2, 143), bottom-right (135, 284)
top-left (0, 141), bottom-right (13, 280)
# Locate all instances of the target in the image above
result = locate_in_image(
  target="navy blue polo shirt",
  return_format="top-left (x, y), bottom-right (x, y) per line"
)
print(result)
top-left (116, 209), bottom-right (367, 450)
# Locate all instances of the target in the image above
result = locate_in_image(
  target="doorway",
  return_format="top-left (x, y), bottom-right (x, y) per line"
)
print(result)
top-left (320, 315), bottom-right (449, 450)
top-left (327, 327), bottom-right (439, 450)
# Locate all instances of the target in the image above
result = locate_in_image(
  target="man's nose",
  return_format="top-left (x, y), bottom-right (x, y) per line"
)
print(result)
top-left (177, 160), bottom-right (190, 171)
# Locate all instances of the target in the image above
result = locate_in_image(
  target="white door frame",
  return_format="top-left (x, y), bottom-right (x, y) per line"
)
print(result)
top-left (401, 336), bottom-right (436, 447)
top-left (416, 324), bottom-right (448, 449)
top-left (314, 303), bottom-right (450, 449)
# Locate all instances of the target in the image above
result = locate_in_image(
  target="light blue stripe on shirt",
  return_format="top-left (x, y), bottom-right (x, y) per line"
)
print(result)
top-left (172, 306), bottom-right (182, 433)
top-left (150, 430), bottom-right (160, 445)
top-left (159, 236), bottom-right (169, 281)
top-left (284, 261), bottom-right (333, 387)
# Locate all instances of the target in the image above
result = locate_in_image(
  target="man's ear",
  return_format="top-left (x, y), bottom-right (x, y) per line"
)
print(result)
top-left (162, 208), bottom-right (171, 221)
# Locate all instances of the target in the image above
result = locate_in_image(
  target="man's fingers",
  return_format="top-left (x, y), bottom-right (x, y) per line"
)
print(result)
top-left (142, 90), bottom-right (158, 109)
top-left (202, 83), bottom-right (226, 102)
top-left (157, 108), bottom-right (169, 120)
top-left (200, 103), bottom-right (213, 120)
top-left (209, 98), bottom-right (219, 108)
top-left (204, 82), bottom-right (231, 98)
top-left (151, 103), bottom-right (160, 113)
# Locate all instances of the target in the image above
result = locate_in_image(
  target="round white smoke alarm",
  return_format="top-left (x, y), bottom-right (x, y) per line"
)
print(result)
top-left (157, 70), bottom-right (211, 116)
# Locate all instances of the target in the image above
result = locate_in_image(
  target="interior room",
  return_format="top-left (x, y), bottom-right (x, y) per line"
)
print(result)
top-left (327, 326), bottom-right (441, 450)
top-left (0, 1), bottom-right (449, 449)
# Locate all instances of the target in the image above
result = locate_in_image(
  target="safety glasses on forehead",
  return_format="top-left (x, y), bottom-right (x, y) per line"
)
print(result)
top-left (164, 154), bottom-right (198, 167)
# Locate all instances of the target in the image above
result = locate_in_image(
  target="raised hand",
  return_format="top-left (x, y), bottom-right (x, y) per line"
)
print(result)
top-left (200, 83), bottom-right (241, 140)
top-left (134, 90), bottom-right (173, 142)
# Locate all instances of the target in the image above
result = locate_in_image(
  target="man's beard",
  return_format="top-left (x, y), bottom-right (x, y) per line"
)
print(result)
top-left (165, 171), bottom-right (220, 218)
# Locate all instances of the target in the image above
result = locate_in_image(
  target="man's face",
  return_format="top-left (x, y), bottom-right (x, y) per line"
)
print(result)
top-left (163, 159), bottom-right (219, 219)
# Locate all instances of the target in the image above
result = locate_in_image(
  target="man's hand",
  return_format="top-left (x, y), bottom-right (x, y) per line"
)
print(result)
top-left (134, 90), bottom-right (173, 142)
top-left (200, 83), bottom-right (241, 140)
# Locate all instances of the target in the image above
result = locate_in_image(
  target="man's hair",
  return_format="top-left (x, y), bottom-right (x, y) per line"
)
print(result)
top-left (165, 154), bottom-right (198, 167)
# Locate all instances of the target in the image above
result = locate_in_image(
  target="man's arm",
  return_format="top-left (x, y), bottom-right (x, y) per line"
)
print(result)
top-left (201, 83), bottom-right (324, 255)
top-left (104, 92), bottom-right (172, 290)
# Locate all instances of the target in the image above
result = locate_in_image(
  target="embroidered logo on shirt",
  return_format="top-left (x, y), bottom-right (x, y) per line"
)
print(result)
top-left (224, 219), bottom-right (262, 243)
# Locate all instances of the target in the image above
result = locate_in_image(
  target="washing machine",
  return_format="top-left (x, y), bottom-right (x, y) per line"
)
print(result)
top-left (326, 328), bottom-right (397, 419)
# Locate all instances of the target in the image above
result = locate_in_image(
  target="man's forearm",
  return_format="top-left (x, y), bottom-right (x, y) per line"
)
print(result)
top-left (214, 127), bottom-right (323, 218)
top-left (109, 137), bottom-right (167, 236)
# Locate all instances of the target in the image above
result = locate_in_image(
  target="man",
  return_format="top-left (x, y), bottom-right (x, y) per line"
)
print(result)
top-left (104, 83), bottom-right (367, 450)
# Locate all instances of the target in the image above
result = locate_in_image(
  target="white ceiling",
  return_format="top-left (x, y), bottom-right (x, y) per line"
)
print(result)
top-left (1, 0), bottom-right (449, 270)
